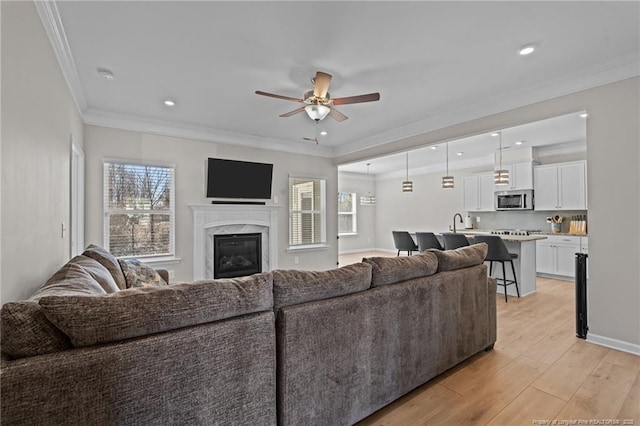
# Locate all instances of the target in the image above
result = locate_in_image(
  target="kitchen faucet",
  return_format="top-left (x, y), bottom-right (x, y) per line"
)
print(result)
top-left (452, 213), bottom-right (463, 233)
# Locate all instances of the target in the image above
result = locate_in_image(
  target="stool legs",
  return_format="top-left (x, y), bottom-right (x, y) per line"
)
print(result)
top-left (510, 260), bottom-right (520, 298)
top-left (491, 259), bottom-right (520, 302)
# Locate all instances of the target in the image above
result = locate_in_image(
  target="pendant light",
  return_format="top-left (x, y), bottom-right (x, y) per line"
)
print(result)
top-left (402, 152), bottom-right (413, 192)
top-left (494, 131), bottom-right (510, 185)
top-left (442, 142), bottom-right (454, 189)
top-left (360, 163), bottom-right (377, 205)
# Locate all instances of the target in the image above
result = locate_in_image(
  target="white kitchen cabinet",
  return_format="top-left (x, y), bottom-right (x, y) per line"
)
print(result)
top-left (463, 172), bottom-right (494, 212)
top-left (534, 161), bottom-right (587, 210)
top-left (495, 161), bottom-right (534, 190)
top-left (536, 235), bottom-right (581, 278)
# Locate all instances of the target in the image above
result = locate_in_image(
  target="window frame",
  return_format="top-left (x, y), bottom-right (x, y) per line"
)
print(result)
top-left (103, 159), bottom-right (176, 260)
top-left (338, 191), bottom-right (357, 236)
top-left (288, 175), bottom-right (328, 250)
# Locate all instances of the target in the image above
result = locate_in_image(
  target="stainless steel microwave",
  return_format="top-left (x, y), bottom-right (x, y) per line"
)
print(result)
top-left (495, 190), bottom-right (534, 210)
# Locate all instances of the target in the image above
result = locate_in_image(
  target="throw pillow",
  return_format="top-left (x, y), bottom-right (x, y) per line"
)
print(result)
top-left (82, 244), bottom-right (128, 290)
top-left (272, 262), bottom-right (372, 309)
top-left (68, 255), bottom-right (120, 293)
top-left (363, 251), bottom-right (438, 287)
top-left (118, 259), bottom-right (167, 288)
top-left (428, 242), bottom-right (488, 272)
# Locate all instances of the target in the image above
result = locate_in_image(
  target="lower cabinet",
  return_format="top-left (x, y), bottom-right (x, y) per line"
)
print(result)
top-left (536, 235), bottom-right (582, 278)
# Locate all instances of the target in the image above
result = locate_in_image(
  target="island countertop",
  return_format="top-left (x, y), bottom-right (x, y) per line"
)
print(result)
top-left (455, 230), bottom-right (547, 242)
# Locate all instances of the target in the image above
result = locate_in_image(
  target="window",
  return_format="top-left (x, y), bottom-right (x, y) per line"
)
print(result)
top-left (289, 176), bottom-right (326, 248)
top-left (104, 161), bottom-right (175, 258)
top-left (338, 192), bottom-right (357, 235)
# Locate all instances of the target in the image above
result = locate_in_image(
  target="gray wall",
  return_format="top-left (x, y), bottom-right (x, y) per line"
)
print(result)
top-left (1, 2), bottom-right (84, 303)
top-left (336, 76), bottom-right (640, 351)
top-left (84, 126), bottom-right (339, 282)
top-left (337, 172), bottom-right (376, 253)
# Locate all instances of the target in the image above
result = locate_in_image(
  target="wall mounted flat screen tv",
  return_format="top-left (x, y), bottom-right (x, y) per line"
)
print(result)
top-left (206, 158), bottom-right (273, 199)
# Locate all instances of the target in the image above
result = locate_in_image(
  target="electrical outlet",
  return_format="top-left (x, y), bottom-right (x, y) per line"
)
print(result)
top-left (274, 196), bottom-right (279, 204)
top-left (476, 217), bottom-right (481, 223)
top-left (168, 270), bottom-right (175, 279)
top-left (294, 256), bottom-right (299, 264)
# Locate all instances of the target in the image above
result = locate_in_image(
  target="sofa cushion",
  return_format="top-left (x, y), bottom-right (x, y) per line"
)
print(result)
top-left (272, 263), bottom-right (372, 309)
top-left (82, 244), bottom-right (127, 290)
top-left (363, 251), bottom-right (438, 287)
top-left (0, 301), bottom-right (71, 359)
top-left (39, 272), bottom-right (273, 348)
top-left (428, 243), bottom-right (488, 272)
top-left (0, 262), bottom-right (106, 359)
top-left (118, 259), bottom-right (167, 288)
top-left (68, 255), bottom-right (120, 293)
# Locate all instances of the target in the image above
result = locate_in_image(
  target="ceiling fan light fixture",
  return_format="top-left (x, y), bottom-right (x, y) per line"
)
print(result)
top-left (304, 104), bottom-right (330, 121)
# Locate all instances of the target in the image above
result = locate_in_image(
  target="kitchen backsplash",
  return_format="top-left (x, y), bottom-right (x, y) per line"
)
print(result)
top-left (471, 210), bottom-right (588, 233)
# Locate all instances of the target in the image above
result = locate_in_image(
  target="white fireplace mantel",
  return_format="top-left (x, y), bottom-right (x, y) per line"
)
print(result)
top-left (190, 204), bottom-right (281, 280)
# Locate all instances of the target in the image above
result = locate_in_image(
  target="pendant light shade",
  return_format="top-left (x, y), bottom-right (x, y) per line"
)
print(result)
top-left (360, 163), bottom-right (377, 205)
top-left (442, 142), bottom-right (454, 189)
top-left (494, 131), bottom-right (510, 185)
top-left (402, 152), bottom-right (413, 192)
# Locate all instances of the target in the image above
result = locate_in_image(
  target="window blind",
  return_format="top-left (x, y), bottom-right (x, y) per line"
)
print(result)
top-left (289, 177), bottom-right (326, 247)
top-left (103, 161), bottom-right (175, 258)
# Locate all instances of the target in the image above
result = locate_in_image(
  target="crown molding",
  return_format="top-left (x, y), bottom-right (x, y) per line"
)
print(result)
top-left (333, 53), bottom-right (640, 158)
top-left (34, 0), bottom-right (87, 113)
top-left (83, 108), bottom-right (335, 158)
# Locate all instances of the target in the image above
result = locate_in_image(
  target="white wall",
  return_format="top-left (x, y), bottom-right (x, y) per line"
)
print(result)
top-left (83, 125), bottom-right (339, 282)
top-left (374, 170), bottom-right (464, 251)
top-left (336, 77), bottom-right (640, 352)
top-left (1, 2), bottom-right (84, 303)
top-left (337, 172), bottom-right (376, 253)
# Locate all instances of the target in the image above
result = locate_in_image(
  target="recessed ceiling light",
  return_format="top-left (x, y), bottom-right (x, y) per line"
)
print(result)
top-left (430, 146), bottom-right (438, 150)
top-left (579, 112), bottom-right (588, 118)
top-left (518, 45), bottom-right (535, 55)
top-left (456, 152), bottom-right (464, 156)
top-left (163, 99), bottom-right (176, 107)
top-left (515, 141), bottom-right (524, 145)
top-left (491, 132), bottom-right (499, 137)
top-left (97, 68), bottom-right (114, 80)
top-left (320, 130), bottom-right (328, 136)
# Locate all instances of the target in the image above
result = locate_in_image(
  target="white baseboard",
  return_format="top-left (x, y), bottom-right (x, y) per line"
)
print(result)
top-left (338, 248), bottom-right (377, 255)
top-left (587, 333), bottom-right (640, 356)
top-left (375, 248), bottom-right (397, 254)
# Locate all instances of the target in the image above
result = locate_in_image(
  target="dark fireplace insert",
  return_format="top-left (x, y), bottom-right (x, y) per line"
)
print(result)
top-left (213, 233), bottom-right (262, 279)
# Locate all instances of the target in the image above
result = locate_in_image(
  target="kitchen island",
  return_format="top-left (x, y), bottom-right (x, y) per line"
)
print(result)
top-left (460, 231), bottom-right (547, 297)
top-left (412, 230), bottom-right (547, 297)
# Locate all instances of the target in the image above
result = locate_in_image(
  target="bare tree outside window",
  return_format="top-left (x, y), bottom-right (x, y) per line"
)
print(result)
top-left (104, 162), bottom-right (175, 257)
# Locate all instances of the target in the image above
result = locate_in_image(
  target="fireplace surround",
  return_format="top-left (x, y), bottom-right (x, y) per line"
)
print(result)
top-left (190, 204), bottom-right (280, 280)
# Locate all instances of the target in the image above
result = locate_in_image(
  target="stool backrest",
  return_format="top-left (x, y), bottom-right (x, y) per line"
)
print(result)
top-left (392, 231), bottom-right (418, 251)
top-left (442, 232), bottom-right (470, 250)
top-left (473, 235), bottom-right (512, 261)
top-left (415, 232), bottom-right (443, 251)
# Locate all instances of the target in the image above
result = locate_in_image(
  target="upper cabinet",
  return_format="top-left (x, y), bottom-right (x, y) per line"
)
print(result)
top-left (534, 161), bottom-right (587, 210)
top-left (463, 172), bottom-right (494, 211)
top-left (495, 161), bottom-right (534, 191)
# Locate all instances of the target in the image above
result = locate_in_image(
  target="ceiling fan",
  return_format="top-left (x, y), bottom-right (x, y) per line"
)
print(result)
top-left (255, 71), bottom-right (380, 122)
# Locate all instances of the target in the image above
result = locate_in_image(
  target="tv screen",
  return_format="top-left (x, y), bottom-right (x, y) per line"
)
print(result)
top-left (206, 158), bottom-right (273, 199)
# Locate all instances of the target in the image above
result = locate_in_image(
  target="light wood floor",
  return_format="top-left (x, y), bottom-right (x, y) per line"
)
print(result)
top-left (338, 251), bottom-right (640, 426)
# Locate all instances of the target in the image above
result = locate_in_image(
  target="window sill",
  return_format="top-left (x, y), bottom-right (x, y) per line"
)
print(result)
top-left (286, 244), bottom-right (330, 252)
top-left (338, 233), bottom-right (358, 237)
top-left (136, 256), bottom-right (182, 265)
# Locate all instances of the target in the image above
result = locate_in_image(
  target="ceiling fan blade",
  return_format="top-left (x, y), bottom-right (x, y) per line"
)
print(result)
top-left (328, 107), bottom-right (348, 122)
top-left (313, 72), bottom-right (332, 99)
top-left (333, 92), bottom-right (380, 105)
top-left (279, 106), bottom-right (306, 118)
top-left (255, 90), bottom-right (304, 103)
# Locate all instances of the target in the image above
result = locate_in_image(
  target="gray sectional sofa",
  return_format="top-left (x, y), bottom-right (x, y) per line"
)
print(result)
top-left (1, 243), bottom-right (496, 425)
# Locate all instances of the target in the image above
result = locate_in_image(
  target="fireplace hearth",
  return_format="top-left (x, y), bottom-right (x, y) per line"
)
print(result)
top-left (214, 233), bottom-right (262, 279)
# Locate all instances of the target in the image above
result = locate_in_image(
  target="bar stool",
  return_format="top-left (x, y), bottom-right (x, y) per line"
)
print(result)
top-left (473, 235), bottom-right (520, 303)
top-left (392, 231), bottom-right (419, 256)
top-left (415, 232), bottom-right (443, 251)
top-left (442, 232), bottom-right (470, 250)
